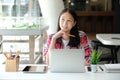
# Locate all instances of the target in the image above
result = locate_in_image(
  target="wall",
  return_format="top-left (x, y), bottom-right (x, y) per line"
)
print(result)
top-left (38, 0), bottom-right (64, 35)
top-left (114, 0), bottom-right (120, 33)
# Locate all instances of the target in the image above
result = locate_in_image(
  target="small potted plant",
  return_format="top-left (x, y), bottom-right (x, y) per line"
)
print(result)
top-left (91, 50), bottom-right (102, 72)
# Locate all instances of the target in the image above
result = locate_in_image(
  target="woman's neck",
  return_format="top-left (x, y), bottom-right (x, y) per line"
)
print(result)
top-left (61, 30), bottom-right (70, 40)
top-left (62, 34), bottom-right (69, 40)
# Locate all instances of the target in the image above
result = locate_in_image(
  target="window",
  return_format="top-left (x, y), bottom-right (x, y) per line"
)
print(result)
top-left (0, 0), bottom-right (42, 29)
top-left (0, 0), bottom-right (42, 55)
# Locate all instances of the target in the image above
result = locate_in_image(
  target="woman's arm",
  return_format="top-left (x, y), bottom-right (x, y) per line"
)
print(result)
top-left (49, 30), bottom-right (65, 49)
top-left (43, 34), bottom-right (53, 64)
top-left (43, 33), bottom-right (62, 64)
top-left (49, 36), bottom-right (57, 49)
top-left (79, 31), bottom-right (92, 66)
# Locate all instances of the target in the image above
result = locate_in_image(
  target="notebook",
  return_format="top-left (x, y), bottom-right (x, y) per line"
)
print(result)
top-left (49, 49), bottom-right (85, 73)
top-left (104, 64), bottom-right (120, 73)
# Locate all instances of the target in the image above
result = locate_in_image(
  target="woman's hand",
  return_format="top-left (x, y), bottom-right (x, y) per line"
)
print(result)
top-left (52, 30), bottom-right (68, 40)
top-left (49, 30), bottom-right (64, 49)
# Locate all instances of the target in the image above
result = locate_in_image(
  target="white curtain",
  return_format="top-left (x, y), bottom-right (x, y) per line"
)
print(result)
top-left (38, 0), bottom-right (64, 35)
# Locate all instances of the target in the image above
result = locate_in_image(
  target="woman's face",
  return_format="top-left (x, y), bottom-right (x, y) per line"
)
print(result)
top-left (59, 12), bottom-right (76, 33)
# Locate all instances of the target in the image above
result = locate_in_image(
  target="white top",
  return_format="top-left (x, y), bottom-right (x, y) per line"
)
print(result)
top-left (0, 64), bottom-right (120, 80)
top-left (96, 34), bottom-right (120, 45)
top-left (62, 39), bottom-right (70, 49)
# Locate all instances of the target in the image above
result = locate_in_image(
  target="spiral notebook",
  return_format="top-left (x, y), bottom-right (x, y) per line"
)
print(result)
top-left (104, 64), bottom-right (120, 73)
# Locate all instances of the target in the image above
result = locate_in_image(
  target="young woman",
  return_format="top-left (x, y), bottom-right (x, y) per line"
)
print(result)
top-left (44, 8), bottom-right (92, 66)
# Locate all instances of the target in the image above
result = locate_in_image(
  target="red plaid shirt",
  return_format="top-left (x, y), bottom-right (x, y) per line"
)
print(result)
top-left (43, 31), bottom-right (92, 63)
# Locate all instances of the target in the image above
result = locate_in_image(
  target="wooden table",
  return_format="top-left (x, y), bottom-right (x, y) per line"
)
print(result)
top-left (96, 34), bottom-right (120, 63)
top-left (0, 64), bottom-right (120, 80)
top-left (0, 26), bottom-right (48, 63)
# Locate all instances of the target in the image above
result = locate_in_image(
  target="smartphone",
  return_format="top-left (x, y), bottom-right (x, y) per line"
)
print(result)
top-left (22, 65), bottom-right (48, 73)
top-left (87, 66), bottom-right (91, 71)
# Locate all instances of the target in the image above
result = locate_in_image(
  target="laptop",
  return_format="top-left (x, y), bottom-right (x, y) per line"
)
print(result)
top-left (49, 49), bottom-right (85, 73)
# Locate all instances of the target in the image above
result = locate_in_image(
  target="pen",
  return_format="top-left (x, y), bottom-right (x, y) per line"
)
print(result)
top-left (68, 34), bottom-right (75, 37)
top-left (99, 66), bottom-right (103, 71)
top-left (9, 50), bottom-right (12, 59)
top-left (14, 50), bottom-right (20, 59)
top-left (3, 52), bottom-right (8, 59)
top-left (111, 37), bottom-right (120, 40)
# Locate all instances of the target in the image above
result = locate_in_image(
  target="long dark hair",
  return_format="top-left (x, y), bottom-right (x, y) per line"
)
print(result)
top-left (57, 8), bottom-right (80, 48)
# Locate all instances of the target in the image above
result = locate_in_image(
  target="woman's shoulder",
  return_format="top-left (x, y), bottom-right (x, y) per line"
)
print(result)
top-left (48, 33), bottom-right (55, 38)
top-left (78, 31), bottom-right (87, 37)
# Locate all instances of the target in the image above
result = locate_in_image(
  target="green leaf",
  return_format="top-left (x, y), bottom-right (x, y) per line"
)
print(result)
top-left (91, 50), bottom-right (102, 64)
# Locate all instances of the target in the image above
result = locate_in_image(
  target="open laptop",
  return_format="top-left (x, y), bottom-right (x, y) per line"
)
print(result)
top-left (49, 49), bottom-right (85, 73)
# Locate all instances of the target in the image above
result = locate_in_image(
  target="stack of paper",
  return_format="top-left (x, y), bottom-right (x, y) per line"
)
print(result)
top-left (104, 64), bottom-right (120, 73)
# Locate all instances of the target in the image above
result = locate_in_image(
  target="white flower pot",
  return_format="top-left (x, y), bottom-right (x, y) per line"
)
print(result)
top-left (91, 64), bottom-right (97, 73)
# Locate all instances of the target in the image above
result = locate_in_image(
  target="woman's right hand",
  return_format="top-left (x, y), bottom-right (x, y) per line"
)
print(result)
top-left (52, 30), bottom-right (64, 40)
top-left (49, 30), bottom-right (64, 49)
